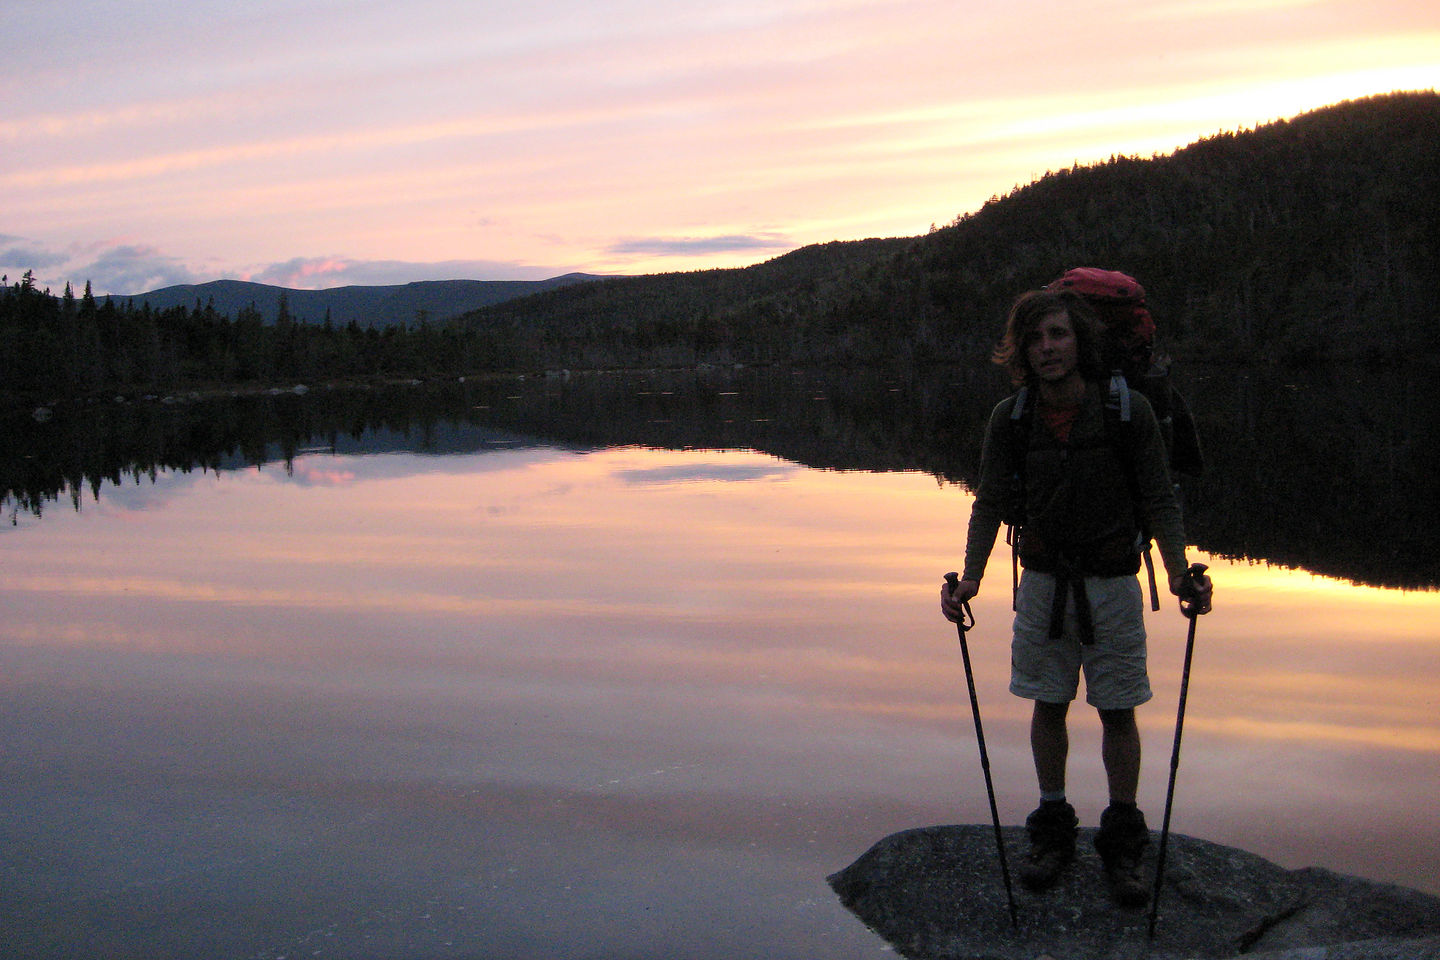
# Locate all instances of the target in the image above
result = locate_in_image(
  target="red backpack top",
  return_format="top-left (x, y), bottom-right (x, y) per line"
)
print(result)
top-left (1044, 265), bottom-right (1203, 478)
top-left (1045, 267), bottom-right (1155, 376)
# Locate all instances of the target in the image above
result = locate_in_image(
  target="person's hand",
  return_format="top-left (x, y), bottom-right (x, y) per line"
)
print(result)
top-left (941, 577), bottom-right (979, 623)
top-left (1170, 564), bottom-right (1213, 616)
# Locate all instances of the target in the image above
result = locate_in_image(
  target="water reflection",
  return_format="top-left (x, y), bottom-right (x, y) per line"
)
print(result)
top-left (2, 372), bottom-right (1438, 958)
top-left (6, 363), bottom-right (1438, 589)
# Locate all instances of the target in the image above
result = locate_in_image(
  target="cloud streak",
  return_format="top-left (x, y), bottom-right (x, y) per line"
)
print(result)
top-left (0, 237), bottom-right (563, 294)
top-left (605, 234), bottom-right (793, 257)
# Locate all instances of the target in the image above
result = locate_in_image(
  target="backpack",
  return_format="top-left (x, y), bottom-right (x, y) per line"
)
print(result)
top-left (1043, 267), bottom-right (1203, 479)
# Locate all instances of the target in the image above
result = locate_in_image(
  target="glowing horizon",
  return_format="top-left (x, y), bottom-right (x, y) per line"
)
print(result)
top-left (3, 0), bottom-right (1437, 295)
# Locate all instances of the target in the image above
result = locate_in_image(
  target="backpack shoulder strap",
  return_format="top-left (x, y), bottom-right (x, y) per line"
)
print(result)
top-left (1004, 386), bottom-right (1031, 610)
top-left (1107, 372), bottom-right (1132, 423)
top-left (1104, 373), bottom-right (1163, 610)
top-left (1010, 384), bottom-right (1030, 422)
top-left (1102, 373), bottom-right (1139, 483)
top-left (1006, 385), bottom-right (1033, 472)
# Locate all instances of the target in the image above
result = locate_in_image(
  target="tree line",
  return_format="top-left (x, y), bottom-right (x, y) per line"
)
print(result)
top-left (0, 273), bottom-right (484, 402)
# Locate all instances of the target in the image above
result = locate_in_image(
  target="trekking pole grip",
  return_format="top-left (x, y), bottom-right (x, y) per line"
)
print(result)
top-left (943, 572), bottom-right (975, 630)
top-left (1179, 562), bottom-right (1210, 619)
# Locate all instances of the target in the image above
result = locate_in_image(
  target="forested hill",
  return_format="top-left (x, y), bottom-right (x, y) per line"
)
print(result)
top-left (460, 91), bottom-right (1440, 367)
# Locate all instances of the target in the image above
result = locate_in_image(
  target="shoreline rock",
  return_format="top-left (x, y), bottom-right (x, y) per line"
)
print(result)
top-left (826, 825), bottom-right (1440, 960)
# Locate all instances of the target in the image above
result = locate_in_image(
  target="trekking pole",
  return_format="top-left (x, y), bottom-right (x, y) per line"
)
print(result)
top-left (944, 572), bottom-right (1018, 929)
top-left (1148, 562), bottom-right (1210, 939)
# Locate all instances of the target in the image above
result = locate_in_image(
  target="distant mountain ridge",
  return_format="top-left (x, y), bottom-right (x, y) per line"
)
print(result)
top-left (103, 274), bottom-right (606, 328)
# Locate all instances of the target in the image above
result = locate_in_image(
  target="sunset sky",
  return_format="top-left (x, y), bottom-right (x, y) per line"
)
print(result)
top-left (4, 0), bottom-right (1437, 294)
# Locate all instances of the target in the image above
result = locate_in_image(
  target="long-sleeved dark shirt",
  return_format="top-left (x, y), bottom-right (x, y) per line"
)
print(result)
top-left (961, 381), bottom-right (1189, 586)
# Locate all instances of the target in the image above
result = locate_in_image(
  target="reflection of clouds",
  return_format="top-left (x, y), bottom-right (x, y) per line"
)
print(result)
top-left (284, 447), bottom-right (568, 486)
top-left (286, 463), bottom-right (357, 487)
top-left (91, 471), bottom-right (207, 515)
top-left (38, 447), bottom-right (782, 521)
top-left (612, 460), bottom-right (797, 485)
top-left (526, 482), bottom-right (574, 500)
top-left (5, 571), bottom-right (611, 619)
top-left (1187, 714), bottom-right (1440, 753)
top-left (8, 445), bottom-right (1440, 906)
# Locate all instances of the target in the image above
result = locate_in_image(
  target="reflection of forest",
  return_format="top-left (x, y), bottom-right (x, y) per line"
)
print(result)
top-left (5, 363), bottom-right (1437, 590)
top-left (1180, 364), bottom-right (1440, 591)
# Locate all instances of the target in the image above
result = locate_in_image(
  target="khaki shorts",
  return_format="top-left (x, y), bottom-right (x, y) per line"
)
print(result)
top-left (1009, 570), bottom-right (1152, 710)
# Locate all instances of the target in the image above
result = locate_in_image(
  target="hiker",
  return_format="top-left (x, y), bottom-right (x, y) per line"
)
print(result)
top-left (940, 285), bottom-right (1213, 907)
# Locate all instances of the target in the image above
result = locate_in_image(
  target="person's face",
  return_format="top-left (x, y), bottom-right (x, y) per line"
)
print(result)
top-left (1026, 310), bottom-right (1079, 383)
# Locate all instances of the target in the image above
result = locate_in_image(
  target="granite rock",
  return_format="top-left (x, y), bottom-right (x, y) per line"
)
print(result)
top-left (827, 825), bottom-right (1440, 960)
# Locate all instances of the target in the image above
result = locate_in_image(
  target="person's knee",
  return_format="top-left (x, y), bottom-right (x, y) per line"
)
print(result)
top-left (1097, 707), bottom-right (1137, 733)
top-left (1034, 700), bottom-right (1070, 727)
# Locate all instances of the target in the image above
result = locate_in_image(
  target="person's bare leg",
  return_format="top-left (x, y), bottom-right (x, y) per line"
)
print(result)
top-left (1098, 707), bottom-right (1140, 804)
top-left (1031, 700), bottom-right (1070, 795)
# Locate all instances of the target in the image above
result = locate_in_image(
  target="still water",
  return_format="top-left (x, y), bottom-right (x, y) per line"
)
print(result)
top-left (2, 369), bottom-right (1438, 959)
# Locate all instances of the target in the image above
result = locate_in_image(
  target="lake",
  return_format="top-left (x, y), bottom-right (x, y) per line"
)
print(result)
top-left (3, 366), bottom-right (1438, 959)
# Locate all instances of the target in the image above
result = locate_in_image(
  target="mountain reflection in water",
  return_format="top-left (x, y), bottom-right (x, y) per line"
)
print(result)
top-left (6, 363), bottom-right (1437, 589)
top-left (1, 366), bottom-right (1437, 960)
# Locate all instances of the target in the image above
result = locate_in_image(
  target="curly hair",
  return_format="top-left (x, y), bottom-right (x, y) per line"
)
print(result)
top-left (992, 289), bottom-right (1106, 386)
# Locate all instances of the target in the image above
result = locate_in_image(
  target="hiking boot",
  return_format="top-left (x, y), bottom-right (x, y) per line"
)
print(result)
top-left (1094, 802), bottom-right (1151, 907)
top-left (1018, 800), bottom-right (1078, 891)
